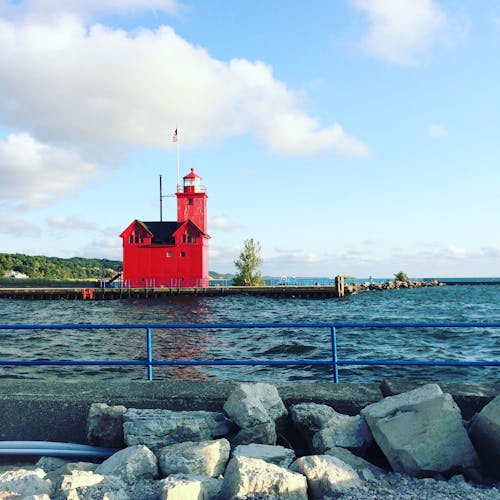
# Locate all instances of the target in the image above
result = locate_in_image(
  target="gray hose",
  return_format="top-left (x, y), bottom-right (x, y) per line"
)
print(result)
top-left (0, 441), bottom-right (119, 458)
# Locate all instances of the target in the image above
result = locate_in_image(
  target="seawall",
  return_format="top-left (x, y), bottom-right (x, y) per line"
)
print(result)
top-left (0, 380), bottom-right (497, 445)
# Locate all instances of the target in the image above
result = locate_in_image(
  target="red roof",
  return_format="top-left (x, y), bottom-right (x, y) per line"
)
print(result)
top-left (183, 167), bottom-right (201, 180)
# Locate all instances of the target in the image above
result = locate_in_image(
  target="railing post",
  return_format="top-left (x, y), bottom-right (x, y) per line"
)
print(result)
top-left (146, 327), bottom-right (153, 381)
top-left (330, 326), bottom-right (339, 383)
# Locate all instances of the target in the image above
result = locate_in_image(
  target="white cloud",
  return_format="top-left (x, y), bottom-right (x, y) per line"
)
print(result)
top-left (353, 0), bottom-right (457, 65)
top-left (81, 237), bottom-right (122, 260)
top-left (0, 15), bottom-right (368, 159)
top-left (0, 217), bottom-right (41, 236)
top-left (256, 242), bottom-right (500, 278)
top-left (447, 244), bottom-right (466, 259)
top-left (0, 132), bottom-right (98, 208)
top-left (46, 215), bottom-right (97, 230)
top-left (427, 123), bottom-right (448, 138)
top-left (209, 214), bottom-right (239, 232)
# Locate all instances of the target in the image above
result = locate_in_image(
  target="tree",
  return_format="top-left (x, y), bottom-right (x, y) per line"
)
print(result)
top-left (233, 239), bottom-right (265, 286)
top-left (394, 271), bottom-right (409, 282)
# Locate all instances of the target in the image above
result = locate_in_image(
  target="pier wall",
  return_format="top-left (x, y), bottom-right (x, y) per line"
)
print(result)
top-left (0, 380), bottom-right (496, 444)
top-left (0, 278), bottom-right (449, 300)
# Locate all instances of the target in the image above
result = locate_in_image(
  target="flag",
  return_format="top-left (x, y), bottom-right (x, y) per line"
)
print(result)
top-left (172, 129), bottom-right (178, 142)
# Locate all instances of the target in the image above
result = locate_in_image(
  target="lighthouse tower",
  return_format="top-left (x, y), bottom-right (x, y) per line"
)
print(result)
top-left (176, 168), bottom-right (207, 233)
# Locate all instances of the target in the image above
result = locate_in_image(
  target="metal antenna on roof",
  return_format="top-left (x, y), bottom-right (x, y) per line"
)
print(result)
top-left (159, 175), bottom-right (163, 221)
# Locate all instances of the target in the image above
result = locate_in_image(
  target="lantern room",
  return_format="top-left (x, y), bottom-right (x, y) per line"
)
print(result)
top-left (182, 167), bottom-right (202, 193)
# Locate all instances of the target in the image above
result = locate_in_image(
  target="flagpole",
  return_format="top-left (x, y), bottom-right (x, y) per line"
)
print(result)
top-left (176, 132), bottom-right (180, 192)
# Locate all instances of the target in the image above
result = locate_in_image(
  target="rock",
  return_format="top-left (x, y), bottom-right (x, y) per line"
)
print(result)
top-left (59, 470), bottom-right (106, 491)
top-left (223, 383), bottom-right (288, 428)
top-left (158, 438), bottom-right (230, 478)
top-left (160, 474), bottom-right (222, 500)
top-left (324, 446), bottom-right (386, 480)
top-left (311, 412), bottom-right (372, 454)
top-left (290, 454), bottom-right (361, 499)
top-left (470, 395), bottom-right (500, 479)
top-left (221, 456), bottom-right (308, 499)
top-left (95, 445), bottom-right (158, 481)
top-left (361, 383), bottom-right (480, 477)
top-left (87, 402), bottom-right (127, 447)
top-left (0, 468), bottom-right (52, 497)
top-left (46, 462), bottom-right (98, 491)
top-left (123, 409), bottom-right (232, 451)
top-left (34, 457), bottom-right (69, 473)
top-left (230, 421), bottom-right (277, 446)
top-left (160, 475), bottom-right (208, 499)
top-left (289, 403), bottom-right (339, 445)
top-left (233, 443), bottom-right (296, 468)
top-left (58, 471), bottom-right (128, 500)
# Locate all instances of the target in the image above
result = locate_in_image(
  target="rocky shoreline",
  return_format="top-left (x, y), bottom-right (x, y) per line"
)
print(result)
top-left (344, 279), bottom-right (444, 295)
top-left (0, 382), bottom-right (498, 499)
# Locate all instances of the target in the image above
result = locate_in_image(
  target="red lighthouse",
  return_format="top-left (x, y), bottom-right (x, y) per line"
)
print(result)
top-left (120, 169), bottom-right (209, 287)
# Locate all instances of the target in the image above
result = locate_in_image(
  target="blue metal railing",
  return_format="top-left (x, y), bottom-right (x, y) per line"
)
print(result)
top-left (0, 322), bottom-right (498, 383)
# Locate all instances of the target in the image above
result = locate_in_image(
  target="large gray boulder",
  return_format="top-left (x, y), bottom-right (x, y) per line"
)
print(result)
top-left (361, 383), bottom-right (479, 477)
top-left (221, 456), bottom-right (308, 499)
top-left (158, 438), bottom-right (230, 478)
top-left (312, 412), bottom-right (372, 454)
top-left (160, 474), bottom-right (222, 500)
top-left (290, 455), bottom-right (361, 499)
top-left (160, 475), bottom-right (208, 499)
top-left (0, 468), bottom-right (52, 497)
top-left (223, 382), bottom-right (288, 428)
top-left (470, 395), bottom-right (500, 479)
top-left (35, 457), bottom-right (70, 473)
top-left (324, 446), bottom-right (386, 480)
top-left (289, 402), bottom-right (340, 445)
top-left (58, 470), bottom-right (126, 499)
top-left (123, 408), bottom-right (233, 451)
top-left (230, 420), bottom-right (277, 446)
top-left (290, 401), bottom-right (372, 454)
top-left (87, 402), bottom-right (127, 447)
top-left (46, 461), bottom-right (98, 492)
top-left (233, 443), bottom-right (296, 468)
top-left (95, 445), bottom-right (158, 481)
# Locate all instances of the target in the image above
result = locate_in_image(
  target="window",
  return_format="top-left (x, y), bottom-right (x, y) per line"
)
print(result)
top-left (183, 231), bottom-right (197, 243)
top-left (188, 198), bottom-right (194, 205)
top-left (180, 251), bottom-right (186, 257)
top-left (166, 251), bottom-right (172, 258)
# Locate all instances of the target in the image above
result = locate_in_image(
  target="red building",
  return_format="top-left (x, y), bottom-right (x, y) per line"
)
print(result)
top-left (120, 168), bottom-right (209, 287)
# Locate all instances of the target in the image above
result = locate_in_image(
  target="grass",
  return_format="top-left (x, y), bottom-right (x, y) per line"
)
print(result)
top-left (0, 278), bottom-right (99, 288)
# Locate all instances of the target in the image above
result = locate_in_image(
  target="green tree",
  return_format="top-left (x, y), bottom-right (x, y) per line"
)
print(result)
top-left (394, 271), bottom-right (409, 282)
top-left (233, 239), bottom-right (265, 286)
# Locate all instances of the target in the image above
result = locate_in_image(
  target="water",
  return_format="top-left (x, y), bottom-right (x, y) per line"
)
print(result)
top-left (0, 285), bottom-right (498, 383)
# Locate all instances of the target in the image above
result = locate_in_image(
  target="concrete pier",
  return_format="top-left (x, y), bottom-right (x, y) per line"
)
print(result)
top-left (0, 285), bottom-right (346, 300)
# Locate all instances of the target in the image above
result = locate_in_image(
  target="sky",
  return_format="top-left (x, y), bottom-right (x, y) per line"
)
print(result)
top-left (0, 0), bottom-right (499, 278)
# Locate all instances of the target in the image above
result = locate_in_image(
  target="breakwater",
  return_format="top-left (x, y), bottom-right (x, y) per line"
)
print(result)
top-left (0, 279), bottom-right (444, 300)
top-left (0, 380), bottom-right (498, 498)
top-left (0, 379), bottom-right (496, 445)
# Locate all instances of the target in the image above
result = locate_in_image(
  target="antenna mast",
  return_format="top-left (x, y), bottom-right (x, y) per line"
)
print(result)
top-left (159, 174), bottom-right (163, 221)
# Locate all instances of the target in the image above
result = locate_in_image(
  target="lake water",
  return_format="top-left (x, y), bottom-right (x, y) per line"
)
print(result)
top-left (0, 285), bottom-right (498, 383)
